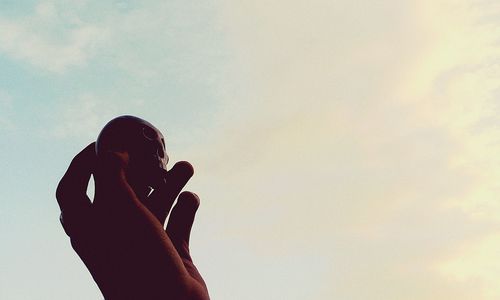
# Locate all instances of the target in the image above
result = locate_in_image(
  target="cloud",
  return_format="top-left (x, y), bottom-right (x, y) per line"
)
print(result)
top-left (5, 0), bottom-right (500, 299)
top-left (27, 0), bottom-right (500, 298)
top-left (0, 0), bottom-right (226, 80)
top-left (0, 1), bottom-right (108, 73)
top-left (438, 232), bottom-right (500, 299)
top-left (44, 93), bottom-right (148, 140)
top-left (47, 94), bottom-right (108, 139)
top-left (396, 1), bottom-right (500, 221)
top-left (180, 0), bottom-right (500, 299)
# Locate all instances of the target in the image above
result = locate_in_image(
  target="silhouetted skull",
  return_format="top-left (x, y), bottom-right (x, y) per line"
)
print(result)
top-left (96, 115), bottom-right (169, 194)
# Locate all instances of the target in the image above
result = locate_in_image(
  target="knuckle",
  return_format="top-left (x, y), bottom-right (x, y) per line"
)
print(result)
top-left (55, 179), bottom-right (69, 203)
top-left (59, 213), bottom-right (73, 237)
top-left (179, 191), bottom-right (200, 209)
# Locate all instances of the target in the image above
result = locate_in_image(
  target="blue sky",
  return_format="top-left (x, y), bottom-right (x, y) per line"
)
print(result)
top-left (0, 1), bottom-right (230, 298)
top-left (2, 1), bottom-right (500, 299)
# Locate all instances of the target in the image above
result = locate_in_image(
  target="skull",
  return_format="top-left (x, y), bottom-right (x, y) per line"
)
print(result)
top-left (96, 115), bottom-right (169, 195)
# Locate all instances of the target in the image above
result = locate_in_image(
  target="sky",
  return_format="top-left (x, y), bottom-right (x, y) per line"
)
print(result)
top-left (1, 0), bottom-right (500, 299)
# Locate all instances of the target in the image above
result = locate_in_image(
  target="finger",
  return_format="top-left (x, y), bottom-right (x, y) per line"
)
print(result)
top-left (146, 161), bottom-right (194, 224)
top-left (166, 191), bottom-right (200, 260)
top-left (93, 150), bottom-right (138, 209)
top-left (56, 143), bottom-right (96, 237)
top-left (95, 150), bottom-right (130, 177)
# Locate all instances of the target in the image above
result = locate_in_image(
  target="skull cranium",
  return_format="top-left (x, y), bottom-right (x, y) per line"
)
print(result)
top-left (96, 115), bottom-right (169, 195)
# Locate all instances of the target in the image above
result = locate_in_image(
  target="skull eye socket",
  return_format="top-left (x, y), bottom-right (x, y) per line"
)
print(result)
top-left (142, 126), bottom-right (157, 140)
top-left (157, 146), bottom-right (165, 158)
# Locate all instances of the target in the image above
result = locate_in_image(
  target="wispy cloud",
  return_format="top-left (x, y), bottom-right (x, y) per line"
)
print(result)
top-left (0, 1), bottom-right (107, 73)
top-left (44, 93), bottom-right (148, 140)
top-left (0, 0), bottom-right (225, 79)
top-left (182, 0), bottom-right (500, 298)
top-left (438, 232), bottom-right (500, 299)
top-left (3, 0), bottom-right (500, 299)
top-left (47, 94), bottom-right (109, 139)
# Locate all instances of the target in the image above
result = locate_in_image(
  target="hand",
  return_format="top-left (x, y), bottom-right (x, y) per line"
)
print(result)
top-left (56, 143), bottom-right (209, 300)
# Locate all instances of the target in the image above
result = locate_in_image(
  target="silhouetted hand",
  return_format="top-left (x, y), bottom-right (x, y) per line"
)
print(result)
top-left (56, 143), bottom-right (209, 300)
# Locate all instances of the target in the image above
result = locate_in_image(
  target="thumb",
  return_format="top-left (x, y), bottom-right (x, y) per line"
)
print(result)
top-left (96, 151), bottom-right (130, 175)
top-left (93, 151), bottom-right (137, 209)
top-left (166, 191), bottom-right (200, 259)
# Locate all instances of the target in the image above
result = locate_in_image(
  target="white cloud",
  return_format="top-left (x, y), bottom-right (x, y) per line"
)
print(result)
top-left (181, 0), bottom-right (500, 299)
top-left (0, 1), bottom-right (107, 73)
top-left (45, 93), bottom-right (148, 140)
top-left (0, 0), bottom-right (225, 78)
top-left (48, 94), bottom-right (108, 139)
top-left (437, 232), bottom-right (500, 299)
top-left (5, 0), bottom-right (500, 299)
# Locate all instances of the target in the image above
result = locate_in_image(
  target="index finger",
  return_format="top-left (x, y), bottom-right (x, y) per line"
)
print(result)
top-left (56, 143), bottom-right (96, 236)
